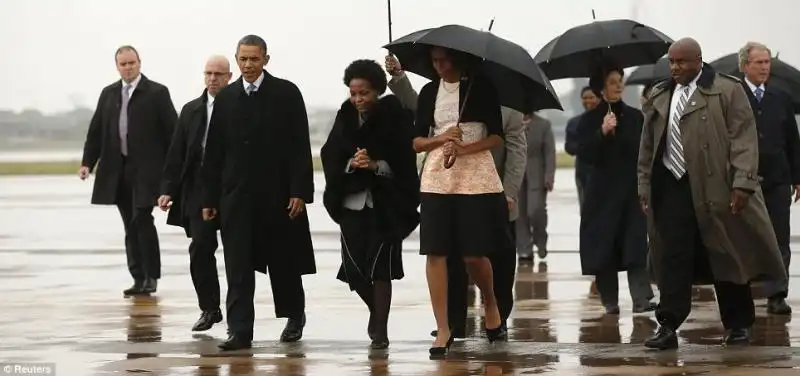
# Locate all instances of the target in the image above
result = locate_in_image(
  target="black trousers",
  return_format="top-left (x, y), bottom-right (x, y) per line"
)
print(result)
top-left (223, 216), bottom-right (306, 336)
top-left (187, 208), bottom-right (221, 312)
top-left (652, 165), bottom-right (754, 330)
top-left (762, 184), bottom-right (792, 299)
top-left (445, 220), bottom-right (516, 329)
top-left (116, 157), bottom-right (161, 280)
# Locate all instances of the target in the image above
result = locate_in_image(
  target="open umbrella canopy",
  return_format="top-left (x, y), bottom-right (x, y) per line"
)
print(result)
top-left (626, 57), bottom-right (670, 86)
top-left (534, 19), bottom-right (673, 80)
top-left (384, 24), bottom-right (562, 113)
top-left (710, 53), bottom-right (800, 113)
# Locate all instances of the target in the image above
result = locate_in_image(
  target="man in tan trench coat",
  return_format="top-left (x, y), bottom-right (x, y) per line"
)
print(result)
top-left (637, 38), bottom-right (786, 350)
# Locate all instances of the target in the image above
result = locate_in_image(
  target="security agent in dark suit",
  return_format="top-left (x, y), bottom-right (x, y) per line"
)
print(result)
top-left (738, 42), bottom-right (800, 315)
top-left (79, 45), bottom-right (178, 296)
top-left (159, 56), bottom-right (232, 331)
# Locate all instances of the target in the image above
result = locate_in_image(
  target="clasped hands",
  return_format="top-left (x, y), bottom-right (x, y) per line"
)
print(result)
top-left (349, 148), bottom-right (378, 171)
top-left (437, 127), bottom-right (464, 157)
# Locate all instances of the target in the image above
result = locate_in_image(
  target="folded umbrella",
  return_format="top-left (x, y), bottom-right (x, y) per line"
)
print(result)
top-left (384, 24), bottom-right (562, 113)
top-left (626, 57), bottom-right (670, 86)
top-left (710, 53), bottom-right (800, 114)
top-left (534, 19), bottom-right (673, 80)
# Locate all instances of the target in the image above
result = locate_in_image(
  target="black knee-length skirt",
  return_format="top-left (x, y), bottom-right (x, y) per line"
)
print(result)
top-left (419, 192), bottom-right (510, 257)
top-left (336, 208), bottom-right (404, 289)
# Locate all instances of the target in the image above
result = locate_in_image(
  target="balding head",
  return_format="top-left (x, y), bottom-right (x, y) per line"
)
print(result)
top-left (204, 55), bottom-right (232, 96)
top-left (667, 37), bottom-right (703, 85)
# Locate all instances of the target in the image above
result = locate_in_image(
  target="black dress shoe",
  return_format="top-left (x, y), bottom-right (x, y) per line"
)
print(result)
top-left (123, 280), bottom-right (146, 296)
top-left (644, 326), bottom-right (678, 350)
top-left (429, 335), bottom-right (454, 357)
top-left (218, 333), bottom-right (252, 351)
top-left (604, 304), bottom-right (620, 314)
top-left (767, 298), bottom-right (792, 315)
top-left (280, 313), bottom-right (306, 342)
top-left (192, 310), bottom-right (222, 331)
top-left (633, 301), bottom-right (658, 313)
top-left (142, 278), bottom-right (157, 294)
top-left (723, 328), bottom-right (750, 345)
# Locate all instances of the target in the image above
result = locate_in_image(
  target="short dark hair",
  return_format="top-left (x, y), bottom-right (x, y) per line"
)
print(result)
top-left (580, 86), bottom-right (593, 96)
top-left (115, 45), bottom-right (140, 62)
top-left (343, 59), bottom-right (387, 95)
top-left (236, 34), bottom-right (267, 56)
top-left (589, 65), bottom-right (624, 97)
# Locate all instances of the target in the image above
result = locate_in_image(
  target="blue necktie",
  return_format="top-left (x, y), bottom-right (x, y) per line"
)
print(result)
top-left (755, 87), bottom-right (764, 102)
top-left (247, 83), bottom-right (256, 95)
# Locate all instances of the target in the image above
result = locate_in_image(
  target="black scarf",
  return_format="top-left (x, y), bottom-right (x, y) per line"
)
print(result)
top-left (320, 95), bottom-right (420, 241)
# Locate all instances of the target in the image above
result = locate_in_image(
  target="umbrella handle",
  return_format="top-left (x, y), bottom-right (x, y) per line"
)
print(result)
top-left (443, 78), bottom-right (475, 170)
top-left (444, 154), bottom-right (457, 169)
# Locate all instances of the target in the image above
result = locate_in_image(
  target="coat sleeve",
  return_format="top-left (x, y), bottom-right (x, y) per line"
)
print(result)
top-left (501, 107), bottom-right (527, 201)
top-left (542, 119), bottom-right (556, 186)
top-left (387, 73), bottom-right (419, 115)
top-left (201, 97), bottom-right (225, 209)
top-left (575, 107), bottom-right (611, 165)
top-left (782, 93), bottom-right (800, 185)
top-left (160, 104), bottom-right (189, 196)
top-left (638, 98), bottom-right (656, 201)
top-left (286, 83), bottom-right (315, 203)
top-left (156, 86), bottom-right (178, 151)
top-left (81, 88), bottom-right (106, 170)
top-left (320, 110), bottom-right (348, 223)
top-left (564, 116), bottom-right (580, 156)
top-left (726, 82), bottom-right (760, 192)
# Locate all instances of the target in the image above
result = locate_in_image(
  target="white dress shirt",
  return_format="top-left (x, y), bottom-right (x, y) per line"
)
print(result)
top-left (201, 93), bottom-right (215, 151)
top-left (669, 69), bottom-right (702, 123)
top-left (122, 74), bottom-right (142, 95)
top-left (744, 77), bottom-right (765, 97)
top-left (243, 71), bottom-right (265, 93)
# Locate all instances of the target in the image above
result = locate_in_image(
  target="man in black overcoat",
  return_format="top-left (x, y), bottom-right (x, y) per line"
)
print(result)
top-left (737, 41), bottom-right (800, 315)
top-left (201, 35), bottom-right (316, 350)
top-left (159, 55), bottom-right (233, 331)
top-left (79, 45), bottom-right (177, 296)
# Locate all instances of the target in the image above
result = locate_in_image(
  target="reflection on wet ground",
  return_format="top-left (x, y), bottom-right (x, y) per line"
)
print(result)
top-left (3, 173), bottom-right (800, 375)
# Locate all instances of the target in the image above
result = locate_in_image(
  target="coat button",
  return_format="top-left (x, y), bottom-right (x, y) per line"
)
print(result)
top-left (702, 143), bottom-right (709, 149)
top-left (707, 171), bottom-right (712, 176)
top-left (701, 115), bottom-right (707, 120)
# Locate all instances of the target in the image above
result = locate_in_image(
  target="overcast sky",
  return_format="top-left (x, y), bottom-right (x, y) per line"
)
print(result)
top-left (0, 0), bottom-right (794, 114)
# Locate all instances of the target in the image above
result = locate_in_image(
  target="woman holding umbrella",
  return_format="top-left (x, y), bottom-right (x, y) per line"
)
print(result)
top-left (575, 65), bottom-right (658, 315)
top-left (412, 46), bottom-right (507, 355)
top-left (320, 59), bottom-right (421, 349)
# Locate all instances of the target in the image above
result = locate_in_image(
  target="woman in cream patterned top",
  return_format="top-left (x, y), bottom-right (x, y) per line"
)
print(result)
top-left (412, 46), bottom-right (509, 356)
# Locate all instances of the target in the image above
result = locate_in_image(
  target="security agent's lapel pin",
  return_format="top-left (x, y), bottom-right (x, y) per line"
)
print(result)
top-left (691, 101), bottom-right (696, 106)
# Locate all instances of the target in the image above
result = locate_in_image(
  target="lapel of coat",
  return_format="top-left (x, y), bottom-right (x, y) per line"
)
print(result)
top-left (186, 91), bottom-right (208, 153)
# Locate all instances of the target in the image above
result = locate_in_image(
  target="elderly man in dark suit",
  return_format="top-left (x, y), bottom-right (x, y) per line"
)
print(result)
top-left (737, 41), bottom-right (800, 315)
top-left (79, 45), bottom-right (177, 296)
top-left (158, 55), bottom-right (232, 331)
top-left (201, 35), bottom-right (316, 350)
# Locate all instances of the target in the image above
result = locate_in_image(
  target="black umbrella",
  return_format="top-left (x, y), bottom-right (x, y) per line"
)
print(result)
top-left (534, 19), bottom-right (673, 80)
top-left (710, 53), bottom-right (800, 113)
top-left (626, 57), bottom-right (670, 86)
top-left (383, 24), bottom-right (563, 113)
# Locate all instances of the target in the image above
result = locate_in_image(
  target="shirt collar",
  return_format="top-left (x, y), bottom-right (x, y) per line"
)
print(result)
top-left (206, 92), bottom-right (215, 106)
top-left (243, 71), bottom-right (265, 93)
top-left (122, 74), bottom-right (142, 90)
top-left (744, 76), bottom-right (765, 93)
top-left (678, 69), bottom-right (702, 91)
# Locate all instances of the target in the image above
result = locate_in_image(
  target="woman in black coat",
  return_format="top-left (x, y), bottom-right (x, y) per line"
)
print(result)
top-left (320, 59), bottom-right (420, 349)
top-left (576, 65), bottom-right (658, 314)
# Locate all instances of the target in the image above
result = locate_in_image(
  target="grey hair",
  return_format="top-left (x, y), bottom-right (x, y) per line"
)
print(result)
top-left (738, 41), bottom-right (771, 71)
top-left (115, 45), bottom-right (140, 62)
top-left (236, 35), bottom-right (268, 56)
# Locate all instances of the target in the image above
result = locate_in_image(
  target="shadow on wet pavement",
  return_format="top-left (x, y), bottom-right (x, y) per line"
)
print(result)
top-left (4, 173), bottom-right (800, 375)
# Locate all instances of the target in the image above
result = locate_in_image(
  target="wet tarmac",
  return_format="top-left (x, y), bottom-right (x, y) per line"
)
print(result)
top-left (2, 171), bottom-right (800, 375)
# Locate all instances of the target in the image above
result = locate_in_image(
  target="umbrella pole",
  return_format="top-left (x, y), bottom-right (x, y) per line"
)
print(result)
top-left (443, 79), bottom-right (476, 169)
top-left (387, 0), bottom-right (393, 43)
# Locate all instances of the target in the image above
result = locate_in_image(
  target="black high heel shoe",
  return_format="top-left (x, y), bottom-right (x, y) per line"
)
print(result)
top-left (485, 325), bottom-right (506, 343)
top-left (428, 335), bottom-right (455, 356)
